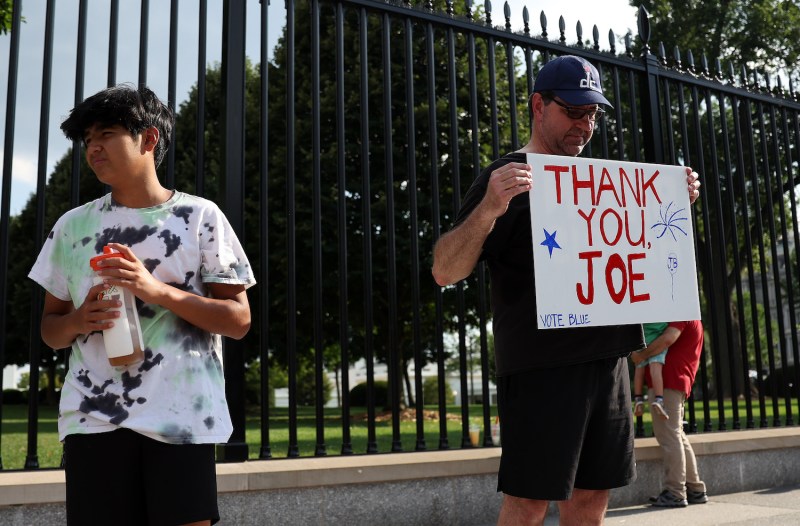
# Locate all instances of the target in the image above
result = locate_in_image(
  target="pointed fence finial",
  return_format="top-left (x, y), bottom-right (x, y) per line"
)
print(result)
top-left (673, 46), bottom-right (682, 71)
top-left (485, 0), bottom-right (492, 25)
top-left (504, 1), bottom-right (511, 30)
top-left (576, 21), bottom-right (584, 47)
top-left (558, 15), bottom-right (566, 44)
top-left (658, 42), bottom-right (667, 66)
top-left (593, 25), bottom-right (600, 51)
top-left (540, 11), bottom-right (548, 39)
top-left (624, 31), bottom-right (633, 58)
top-left (714, 58), bottom-right (723, 81)
top-left (637, 5), bottom-right (651, 55)
top-left (686, 49), bottom-right (696, 74)
top-left (466, 0), bottom-right (473, 21)
top-left (608, 29), bottom-right (616, 55)
top-left (523, 6), bottom-right (530, 36)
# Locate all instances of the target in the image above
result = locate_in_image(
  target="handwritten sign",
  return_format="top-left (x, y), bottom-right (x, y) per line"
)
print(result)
top-left (528, 154), bottom-right (701, 329)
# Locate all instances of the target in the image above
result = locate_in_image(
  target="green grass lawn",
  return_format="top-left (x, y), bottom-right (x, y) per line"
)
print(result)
top-left (241, 404), bottom-right (500, 459)
top-left (0, 404), bottom-right (498, 469)
top-left (0, 404), bottom-right (62, 470)
top-left (1, 398), bottom-right (797, 470)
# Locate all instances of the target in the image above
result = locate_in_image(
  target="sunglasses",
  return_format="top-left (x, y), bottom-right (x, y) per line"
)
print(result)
top-left (550, 98), bottom-right (606, 122)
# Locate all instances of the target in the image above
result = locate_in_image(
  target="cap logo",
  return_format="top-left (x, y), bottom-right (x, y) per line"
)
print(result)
top-left (579, 66), bottom-right (599, 91)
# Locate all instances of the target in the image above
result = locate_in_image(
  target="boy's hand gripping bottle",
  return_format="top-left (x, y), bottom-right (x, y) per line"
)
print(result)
top-left (89, 246), bottom-right (145, 366)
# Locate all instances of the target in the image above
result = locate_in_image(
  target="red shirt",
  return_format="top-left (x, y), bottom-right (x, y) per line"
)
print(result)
top-left (645, 320), bottom-right (704, 397)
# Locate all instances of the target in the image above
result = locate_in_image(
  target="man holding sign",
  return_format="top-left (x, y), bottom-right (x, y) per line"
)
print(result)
top-left (432, 55), bottom-right (701, 525)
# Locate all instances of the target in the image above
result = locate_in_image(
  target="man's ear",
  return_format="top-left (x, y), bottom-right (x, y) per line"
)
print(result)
top-left (530, 93), bottom-right (545, 121)
top-left (142, 127), bottom-right (159, 152)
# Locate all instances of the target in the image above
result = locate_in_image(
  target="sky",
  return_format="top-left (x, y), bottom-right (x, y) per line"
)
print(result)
top-left (0, 0), bottom-right (637, 216)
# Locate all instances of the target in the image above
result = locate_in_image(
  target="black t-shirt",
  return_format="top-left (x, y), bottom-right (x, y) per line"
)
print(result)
top-left (454, 152), bottom-right (644, 376)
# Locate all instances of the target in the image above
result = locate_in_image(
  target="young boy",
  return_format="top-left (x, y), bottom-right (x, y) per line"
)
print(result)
top-left (28, 84), bottom-right (255, 526)
top-left (633, 322), bottom-right (669, 420)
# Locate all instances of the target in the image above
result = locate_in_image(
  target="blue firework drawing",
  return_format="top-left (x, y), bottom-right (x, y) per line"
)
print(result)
top-left (651, 201), bottom-right (689, 241)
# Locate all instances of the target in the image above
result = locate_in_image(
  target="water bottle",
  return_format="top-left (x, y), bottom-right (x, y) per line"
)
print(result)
top-left (89, 246), bottom-right (145, 367)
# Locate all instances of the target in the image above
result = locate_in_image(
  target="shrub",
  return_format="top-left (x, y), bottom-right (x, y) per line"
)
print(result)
top-left (294, 363), bottom-right (333, 407)
top-left (422, 376), bottom-right (455, 406)
top-left (2, 389), bottom-right (26, 405)
top-left (244, 362), bottom-right (277, 407)
top-left (349, 380), bottom-right (388, 408)
top-left (762, 365), bottom-right (800, 397)
top-left (38, 388), bottom-right (61, 406)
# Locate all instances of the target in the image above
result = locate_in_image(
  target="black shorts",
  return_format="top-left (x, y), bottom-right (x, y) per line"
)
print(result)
top-left (64, 428), bottom-right (220, 526)
top-left (496, 356), bottom-right (635, 501)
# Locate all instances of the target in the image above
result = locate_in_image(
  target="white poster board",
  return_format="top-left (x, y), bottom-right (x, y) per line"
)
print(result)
top-left (528, 153), bottom-right (701, 329)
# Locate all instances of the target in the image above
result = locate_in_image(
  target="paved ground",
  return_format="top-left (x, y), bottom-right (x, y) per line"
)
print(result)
top-left (542, 484), bottom-right (800, 525)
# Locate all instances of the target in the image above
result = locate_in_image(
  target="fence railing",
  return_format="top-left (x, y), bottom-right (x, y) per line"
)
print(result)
top-left (1, 0), bottom-right (799, 470)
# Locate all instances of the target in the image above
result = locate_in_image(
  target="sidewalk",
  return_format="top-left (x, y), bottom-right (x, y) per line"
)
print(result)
top-left (599, 484), bottom-right (800, 525)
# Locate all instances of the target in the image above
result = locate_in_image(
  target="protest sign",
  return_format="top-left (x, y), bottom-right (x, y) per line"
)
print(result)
top-left (528, 153), bottom-right (701, 329)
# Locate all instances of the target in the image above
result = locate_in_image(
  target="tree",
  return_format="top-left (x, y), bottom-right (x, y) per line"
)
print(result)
top-left (7, 0), bottom-right (519, 416)
top-left (229, 0), bottom-right (524, 409)
top-left (6, 151), bottom-right (105, 403)
top-left (630, 0), bottom-right (800, 74)
top-left (625, 3), bottom-right (800, 398)
top-left (0, 0), bottom-right (13, 34)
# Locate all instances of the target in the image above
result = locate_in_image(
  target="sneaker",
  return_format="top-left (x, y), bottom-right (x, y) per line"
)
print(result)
top-left (687, 489), bottom-right (708, 504)
top-left (633, 399), bottom-right (644, 417)
top-left (651, 490), bottom-right (688, 508)
top-left (652, 400), bottom-right (669, 420)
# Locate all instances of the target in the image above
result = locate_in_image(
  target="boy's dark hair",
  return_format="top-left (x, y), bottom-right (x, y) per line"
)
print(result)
top-left (60, 84), bottom-right (174, 169)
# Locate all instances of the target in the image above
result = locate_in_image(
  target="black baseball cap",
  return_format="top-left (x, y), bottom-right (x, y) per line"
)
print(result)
top-left (533, 55), bottom-right (613, 108)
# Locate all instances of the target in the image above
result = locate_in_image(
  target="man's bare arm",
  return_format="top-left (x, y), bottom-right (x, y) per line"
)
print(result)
top-left (432, 161), bottom-right (532, 286)
top-left (432, 204), bottom-right (496, 286)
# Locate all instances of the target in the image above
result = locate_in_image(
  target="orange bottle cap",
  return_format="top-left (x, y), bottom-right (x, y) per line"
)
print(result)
top-left (89, 246), bottom-right (124, 271)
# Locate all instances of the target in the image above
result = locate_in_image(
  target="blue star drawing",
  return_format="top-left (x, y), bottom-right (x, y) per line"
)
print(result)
top-left (651, 201), bottom-right (689, 241)
top-left (540, 228), bottom-right (562, 258)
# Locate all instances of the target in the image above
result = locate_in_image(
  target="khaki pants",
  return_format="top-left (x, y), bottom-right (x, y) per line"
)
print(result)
top-left (651, 388), bottom-right (707, 498)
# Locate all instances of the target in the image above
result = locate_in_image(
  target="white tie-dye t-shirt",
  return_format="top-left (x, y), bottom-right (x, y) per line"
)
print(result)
top-left (28, 191), bottom-right (255, 445)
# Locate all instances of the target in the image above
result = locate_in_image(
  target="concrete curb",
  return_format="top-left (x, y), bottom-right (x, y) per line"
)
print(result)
top-left (0, 428), bottom-right (798, 525)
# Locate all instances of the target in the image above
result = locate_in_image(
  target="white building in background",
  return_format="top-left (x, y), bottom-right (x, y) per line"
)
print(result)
top-left (273, 359), bottom-right (497, 408)
top-left (347, 359), bottom-right (497, 407)
top-left (2, 364), bottom-right (29, 390)
top-left (275, 359), bottom-right (497, 407)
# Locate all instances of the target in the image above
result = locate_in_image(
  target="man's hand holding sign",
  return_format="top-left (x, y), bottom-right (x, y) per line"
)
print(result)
top-left (529, 154), bottom-right (701, 328)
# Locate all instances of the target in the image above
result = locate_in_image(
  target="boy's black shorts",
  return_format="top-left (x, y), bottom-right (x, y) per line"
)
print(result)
top-left (496, 356), bottom-right (636, 501)
top-left (64, 428), bottom-right (219, 526)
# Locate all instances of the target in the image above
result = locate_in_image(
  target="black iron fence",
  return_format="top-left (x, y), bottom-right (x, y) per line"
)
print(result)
top-left (1, 0), bottom-right (799, 470)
